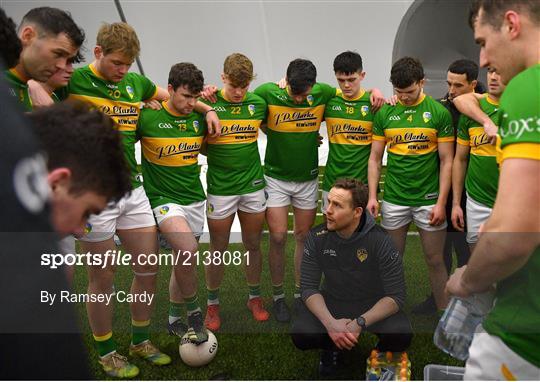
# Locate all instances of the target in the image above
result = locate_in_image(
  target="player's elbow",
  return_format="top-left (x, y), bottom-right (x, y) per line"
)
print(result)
top-left (387, 294), bottom-right (404, 312)
top-left (453, 93), bottom-right (472, 112)
top-left (485, 231), bottom-right (538, 260)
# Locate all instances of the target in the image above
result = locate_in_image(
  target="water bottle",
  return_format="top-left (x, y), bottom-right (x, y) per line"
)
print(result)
top-left (434, 291), bottom-right (495, 360)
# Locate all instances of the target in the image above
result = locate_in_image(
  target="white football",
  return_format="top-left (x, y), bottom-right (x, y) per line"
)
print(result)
top-left (179, 330), bottom-right (218, 367)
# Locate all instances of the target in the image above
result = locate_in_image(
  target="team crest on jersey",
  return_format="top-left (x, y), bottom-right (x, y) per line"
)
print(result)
top-left (422, 111), bottom-right (432, 123)
top-left (357, 248), bottom-right (368, 262)
top-left (193, 120), bottom-right (200, 133)
top-left (126, 85), bottom-right (134, 99)
top-left (248, 104), bottom-right (255, 116)
top-left (306, 95), bottom-right (314, 106)
top-left (160, 206), bottom-right (170, 215)
top-left (361, 105), bottom-right (369, 117)
top-left (84, 223), bottom-right (92, 234)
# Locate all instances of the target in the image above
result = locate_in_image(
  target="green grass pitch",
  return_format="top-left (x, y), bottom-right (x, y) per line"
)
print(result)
top-left (71, 167), bottom-right (463, 379)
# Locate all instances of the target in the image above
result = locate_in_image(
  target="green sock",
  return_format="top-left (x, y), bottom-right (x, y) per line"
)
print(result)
top-left (132, 320), bottom-right (150, 346)
top-left (207, 288), bottom-right (219, 305)
top-left (169, 301), bottom-right (185, 324)
top-left (94, 332), bottom-right (116, 357)
top-left (169, 301), bottom-right (184, 317)
top-left (248, 284), bottom-right (261, 299)
top-left (185, 294), bottom-right (200, 314)
top-left (272, 284), bottom-right (284, 301)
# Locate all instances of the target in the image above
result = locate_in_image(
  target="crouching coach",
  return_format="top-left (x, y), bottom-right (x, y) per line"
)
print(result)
top-left (291, 179), bottom-right (412, 377)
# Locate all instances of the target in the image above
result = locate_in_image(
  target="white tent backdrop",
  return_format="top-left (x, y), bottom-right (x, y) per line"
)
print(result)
top-left (4, 0), bottom-right (480, 242)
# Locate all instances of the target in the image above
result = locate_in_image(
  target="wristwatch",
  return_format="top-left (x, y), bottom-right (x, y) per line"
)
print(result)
top-left (356, 316), bottom-right (367, 330)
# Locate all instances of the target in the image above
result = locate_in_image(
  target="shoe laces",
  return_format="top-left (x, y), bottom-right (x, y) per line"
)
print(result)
top-left (109, 352), bottom-right (129, 368)
top-left (136, 340), bottom-right (158, 355)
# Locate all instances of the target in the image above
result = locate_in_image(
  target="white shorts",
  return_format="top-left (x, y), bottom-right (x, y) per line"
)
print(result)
top-left (81, 186), bottom-right (155, 242)
top-left (207, 189), bottom-right (267, 219)
top-left (264, 175), bottom-right (318, 210)
top-left (321, 190), bottom-right (329, 214)
top-left (58, 235), bottom-right (76, 255)
top-left (381, 200), bottom-right (447, 231)
top-left (465, 329), bottom-right (540, 380)
top-left (153, 200), bottom-right (205, 237)
top-left (466, 194), bottom-right (492, 244)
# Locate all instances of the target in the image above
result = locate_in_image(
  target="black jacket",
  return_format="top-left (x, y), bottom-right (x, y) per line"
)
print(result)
top-left (300, 213), bottom-right (406, 309)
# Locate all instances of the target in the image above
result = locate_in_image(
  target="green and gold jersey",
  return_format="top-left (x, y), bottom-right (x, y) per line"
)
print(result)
top-left (373, 94), bottom-right (454, 206)
top-left (66, 63), bottom-right (157, 188)
top-left (254, 82), bottom-right (337, 181)
top-left (457, 95), bottom-right (500, 208)
top-left (322, 89), bottom-right (374, 191)
top-left (483, 64), bottom-right (540, 367)
top-left (204, 89), bottom-right (267, 196)
top-left (4, 68), bottom-right (32, 111)
top-left (137, 102), bottom-right (207, 207)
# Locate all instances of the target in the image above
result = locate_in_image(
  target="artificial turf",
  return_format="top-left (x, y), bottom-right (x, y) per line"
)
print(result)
top-left (72, 234), bottom-right (463, 380)
top-left (72, 168), bottom-right (463, 380)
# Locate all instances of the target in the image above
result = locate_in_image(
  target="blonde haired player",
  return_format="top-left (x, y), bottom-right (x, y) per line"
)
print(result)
top-left (202, 53), bottom-right (270, 331)
top-left (63, 22), bottom-right (219, 377)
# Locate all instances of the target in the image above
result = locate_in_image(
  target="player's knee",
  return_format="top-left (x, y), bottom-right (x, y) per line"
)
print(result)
top-left (270, 232), bottom-right (287, 248)
top-left (133, 262), bottom-right (158, 277)
top-left (293, 230), bottom-right (309, 243)
top-left (174, 244), bottom-right (199, 259)
top-left (424, 252), bottom-right (445, 268)
top-left (87, 268), bottom-right (115, 290)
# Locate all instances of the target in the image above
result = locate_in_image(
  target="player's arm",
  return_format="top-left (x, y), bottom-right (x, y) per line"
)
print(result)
top-left (194, 103), bottom-right (221, 137)
top-left (200, 84), bottom-right (218, 103)
top-left (367, 139), bottom-right (385, 217)
top-left (447, 157), bottom-right (540, 296)
top-left (151, 86), bottom-right (169, 101)
top-left (253, 85), bottom-right (270, 134)
top-left (141, 74), bottom-right (168, 106)
top-left (453, 92), bottom-right (485, 119)
top-left (431, 141), bottom-right (453, 226)
top-left (27, 80), bottom-right (54, 108)
top-left (452, 116), bottom-right (471, 231)
top-left (454, 93), bottom-right (497, 141)
top-left (365, 88), bottom-right (385, 112)
top-left (452, 144), bottom-right (469, 231)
